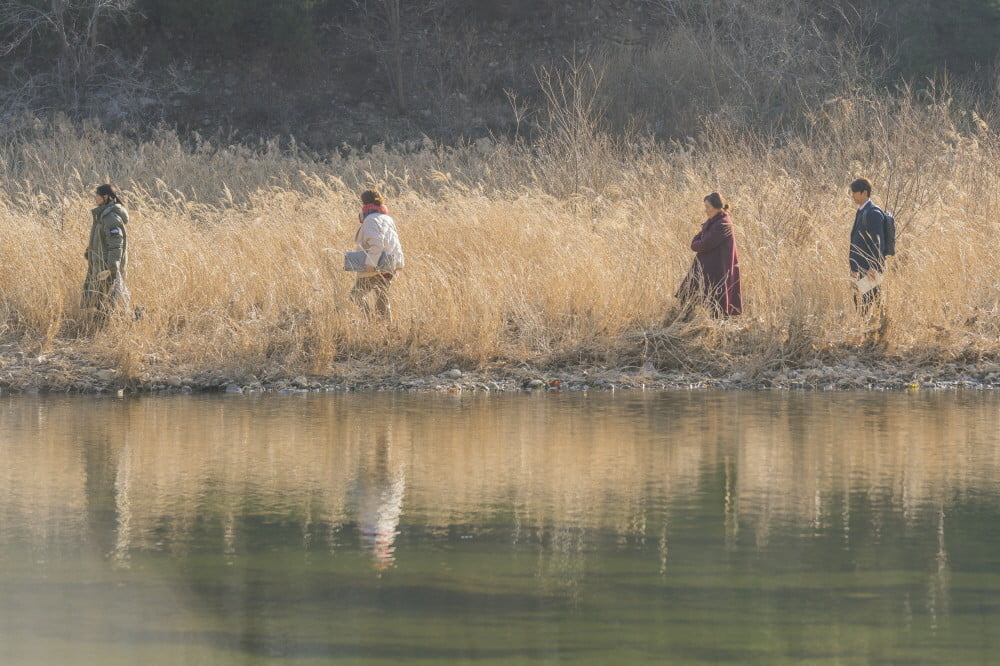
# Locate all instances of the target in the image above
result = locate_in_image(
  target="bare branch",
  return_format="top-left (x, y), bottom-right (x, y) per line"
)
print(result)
top-left (1, 0), bottom-right (148, 123)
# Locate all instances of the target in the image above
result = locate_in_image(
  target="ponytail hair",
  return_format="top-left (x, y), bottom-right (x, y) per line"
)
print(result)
top-left (96, 184), bottom-right (122, 204)
top-left (704, 192), bottom-right (729, 212)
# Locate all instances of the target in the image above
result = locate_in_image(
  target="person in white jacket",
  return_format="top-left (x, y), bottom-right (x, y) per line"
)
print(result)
top-left (350, 189), bottom-right (405, 321)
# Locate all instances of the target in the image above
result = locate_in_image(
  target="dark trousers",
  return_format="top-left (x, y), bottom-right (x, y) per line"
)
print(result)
top-left (854, 285), bottom-right (882, 317)
top-left (350, 274), bottom-right (393, 321)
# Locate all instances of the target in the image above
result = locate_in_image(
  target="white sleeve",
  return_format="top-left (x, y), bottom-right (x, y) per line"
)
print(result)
top-left (384, 218), bottom-right (404, 268)
top-left (357, 219), bottom-right (385, 269)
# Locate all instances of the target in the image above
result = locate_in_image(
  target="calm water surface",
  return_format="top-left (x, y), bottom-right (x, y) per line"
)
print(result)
top-left (1, 391), bottom-right (999, 665)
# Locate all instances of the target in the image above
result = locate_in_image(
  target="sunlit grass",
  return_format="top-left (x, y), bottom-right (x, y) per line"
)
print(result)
top-left (0, 94), bottom-right (997, 384)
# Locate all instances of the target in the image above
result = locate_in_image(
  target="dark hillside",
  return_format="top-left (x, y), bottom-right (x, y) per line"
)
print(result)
top-left (2, 0), bottom-right (999, 147)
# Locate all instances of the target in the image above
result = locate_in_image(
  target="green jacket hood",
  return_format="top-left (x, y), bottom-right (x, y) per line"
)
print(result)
top-left (92, 202), bottom-right (129, 224)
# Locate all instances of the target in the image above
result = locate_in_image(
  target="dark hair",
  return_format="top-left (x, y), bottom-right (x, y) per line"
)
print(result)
top-left (704, 192), bottom-right (729, 211)
top-left (96, 184), bottom-right (122, 204)
top-left (361, 189), bottom-right (384, 206)
top-left (849, 178), bottom-right (873, 196)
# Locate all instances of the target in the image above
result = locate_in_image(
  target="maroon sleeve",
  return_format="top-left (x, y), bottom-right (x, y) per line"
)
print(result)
top-left (691, 220), bottom-right (731, 253)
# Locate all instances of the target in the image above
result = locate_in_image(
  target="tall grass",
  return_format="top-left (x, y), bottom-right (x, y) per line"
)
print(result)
top-left (0, 90), bottom-right (997, 384)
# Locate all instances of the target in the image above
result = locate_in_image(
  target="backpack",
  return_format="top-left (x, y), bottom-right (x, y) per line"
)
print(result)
top-left (869, 205), bottom-right (896, 257)
top-left (882, 209), bottom-right (896, 257)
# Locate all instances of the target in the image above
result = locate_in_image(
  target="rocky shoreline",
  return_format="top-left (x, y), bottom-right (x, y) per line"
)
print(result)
top-left (1, 348), bottom-right (998, 395)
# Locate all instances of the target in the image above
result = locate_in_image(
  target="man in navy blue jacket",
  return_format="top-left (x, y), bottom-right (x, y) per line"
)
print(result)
top-left (849, 178), bottom-right (890, 314)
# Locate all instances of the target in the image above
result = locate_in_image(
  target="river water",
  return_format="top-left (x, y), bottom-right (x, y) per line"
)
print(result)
top-left (1, 391), bottom-right (998, 665)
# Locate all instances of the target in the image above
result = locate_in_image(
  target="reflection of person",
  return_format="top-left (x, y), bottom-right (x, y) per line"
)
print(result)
top-left (349, 189), bottom-right (404, 322)
top-left (848, 178), bottom-right (890, 316)
top-left (676, 192), bottom-right (742, 317)
top-left (352, 429), bottom-right (406, 572)
top-left (82, 184), bottom-right (130, 325)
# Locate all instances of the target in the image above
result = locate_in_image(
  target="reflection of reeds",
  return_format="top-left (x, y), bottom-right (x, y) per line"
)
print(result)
top-left (734, 394), bottom-right (1000, 536)
top-left (0, 400), bottom-right (88, 546)
top-left (1, 394), bottom-right (997, 557)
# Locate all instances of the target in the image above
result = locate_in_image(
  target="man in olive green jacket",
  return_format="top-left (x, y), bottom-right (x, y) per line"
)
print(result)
top-left (82, 185), bottom-right (130, 322)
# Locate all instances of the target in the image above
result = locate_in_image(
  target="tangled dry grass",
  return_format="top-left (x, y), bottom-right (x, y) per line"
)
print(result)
top-left (0, 90), bottom-right (997, 387)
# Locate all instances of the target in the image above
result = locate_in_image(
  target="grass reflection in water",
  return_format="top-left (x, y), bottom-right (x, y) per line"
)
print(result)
top-left (1, 391), bottom-right (999, 665)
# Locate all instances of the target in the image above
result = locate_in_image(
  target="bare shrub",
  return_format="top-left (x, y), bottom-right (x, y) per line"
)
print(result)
top-left (531, 57), bottom-right (635, 203)
top-left (347, 0), bottom-right (453, 115)
top-left (0, 0), bottom-right (179, 128)
top-left (596, 0), bottom-right (886, 137)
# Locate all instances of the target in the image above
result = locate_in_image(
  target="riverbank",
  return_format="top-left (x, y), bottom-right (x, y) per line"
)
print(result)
top-left (2, 345), bottom-right (997, 395)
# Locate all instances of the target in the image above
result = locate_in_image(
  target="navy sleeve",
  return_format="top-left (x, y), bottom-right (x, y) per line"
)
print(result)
top-left (850, 208), bottom-right (885, 273)
top-left (863, 208), bottom-right (886, 265)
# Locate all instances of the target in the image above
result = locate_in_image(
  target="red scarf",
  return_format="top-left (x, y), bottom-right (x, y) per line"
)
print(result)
top-left (361, 204), bottom-right (388, 218)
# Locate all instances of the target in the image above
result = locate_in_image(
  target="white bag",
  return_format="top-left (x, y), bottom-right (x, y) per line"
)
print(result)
top-left (853, 271), bottom-right (883, 295)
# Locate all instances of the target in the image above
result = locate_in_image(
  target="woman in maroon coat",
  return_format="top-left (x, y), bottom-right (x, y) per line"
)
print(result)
top-left (676, 192), bottom-right (743, 317)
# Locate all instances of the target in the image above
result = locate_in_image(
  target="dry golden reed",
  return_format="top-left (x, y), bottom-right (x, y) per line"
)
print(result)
top-left (0, 93), bottom-right (997, 384)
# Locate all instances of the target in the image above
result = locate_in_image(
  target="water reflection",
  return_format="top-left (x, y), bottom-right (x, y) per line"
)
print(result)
top-left (0, 391), bottom-right (998, 663)
top-left (1, 393), bottom-right (998, 556)
top-left (352, 426), bottom-right (406, 571)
